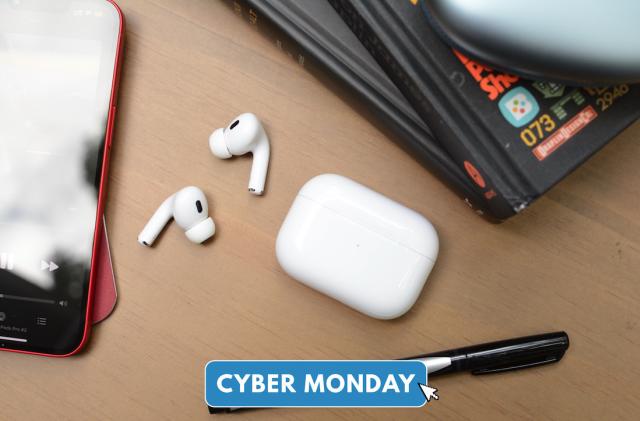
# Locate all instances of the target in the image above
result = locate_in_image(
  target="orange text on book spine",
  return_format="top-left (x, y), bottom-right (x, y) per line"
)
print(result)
top-left (453, 50), bottom-right (519, 101)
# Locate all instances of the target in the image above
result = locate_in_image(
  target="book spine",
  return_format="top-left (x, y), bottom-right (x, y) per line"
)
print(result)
top-left (220, 0), bottom-right (309, 69)
top-left (220, 0), bottom-right (497, 220)
top-left (329, 0), bottom-right (516, 220)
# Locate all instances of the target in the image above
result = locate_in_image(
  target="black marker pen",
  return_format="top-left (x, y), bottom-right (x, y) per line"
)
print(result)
top-left (209, 331), bottom-right (569, 414)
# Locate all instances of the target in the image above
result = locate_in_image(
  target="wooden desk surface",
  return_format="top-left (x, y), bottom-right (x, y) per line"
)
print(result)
top-left (2, 1), bottom-right (639, 420)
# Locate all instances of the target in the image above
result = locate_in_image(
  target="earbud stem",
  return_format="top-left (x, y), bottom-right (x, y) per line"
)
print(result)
top-left (248, 139), bottom-right (270, 195)
top-left (137, 194), bottom-right (175, 246)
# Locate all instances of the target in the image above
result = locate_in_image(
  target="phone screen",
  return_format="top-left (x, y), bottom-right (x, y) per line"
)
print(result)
top-left (0, 0), bottom-right (121, 355)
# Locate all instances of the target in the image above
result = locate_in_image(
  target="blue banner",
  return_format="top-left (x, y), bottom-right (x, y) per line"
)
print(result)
top-left (205, 360), bottom-right (429, 408)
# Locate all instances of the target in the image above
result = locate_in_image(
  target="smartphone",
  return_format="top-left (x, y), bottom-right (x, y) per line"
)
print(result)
top-left (0, 0), bottom-right (124, 356)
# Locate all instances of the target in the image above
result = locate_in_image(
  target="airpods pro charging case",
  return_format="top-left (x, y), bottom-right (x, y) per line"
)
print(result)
top-left (276, 174), bottom-right (439, 319)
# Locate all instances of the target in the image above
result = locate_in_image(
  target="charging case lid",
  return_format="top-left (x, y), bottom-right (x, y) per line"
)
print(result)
top-left (276, 174), bottom-right (438, 319)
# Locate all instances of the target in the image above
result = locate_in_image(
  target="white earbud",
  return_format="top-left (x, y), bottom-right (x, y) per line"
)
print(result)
top-left (138, 186), bottom-right (215, 246)
top-left (209, 113), bottom-right (271, 195)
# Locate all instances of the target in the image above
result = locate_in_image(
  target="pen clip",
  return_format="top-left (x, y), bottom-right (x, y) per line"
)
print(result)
top-left (471, 354), bottom-right (562, 375)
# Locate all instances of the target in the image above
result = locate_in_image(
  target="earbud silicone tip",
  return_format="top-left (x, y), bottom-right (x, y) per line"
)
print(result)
top-left (209, 129), bottom-right (232, 159)
top-left (184, 217), bottom-right (215, 244)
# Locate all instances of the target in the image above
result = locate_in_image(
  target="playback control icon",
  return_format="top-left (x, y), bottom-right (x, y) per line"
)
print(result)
top-left (0, 253), bottom-right (15, 271)
top-left (40, 260), bottom-right (59, 272)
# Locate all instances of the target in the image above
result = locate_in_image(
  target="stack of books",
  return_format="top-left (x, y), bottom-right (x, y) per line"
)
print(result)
top-left (223, 0), bottom-right (640, 221)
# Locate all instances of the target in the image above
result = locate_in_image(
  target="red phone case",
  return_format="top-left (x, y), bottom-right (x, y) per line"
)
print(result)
top-left (92, 221), bottom-right (117, 324)
top-left (69, 0), bottom-right (125, 355)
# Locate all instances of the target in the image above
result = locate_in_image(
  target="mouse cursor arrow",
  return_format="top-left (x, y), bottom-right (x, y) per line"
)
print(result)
top-left (419, 384), bottom-right (439, 403)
